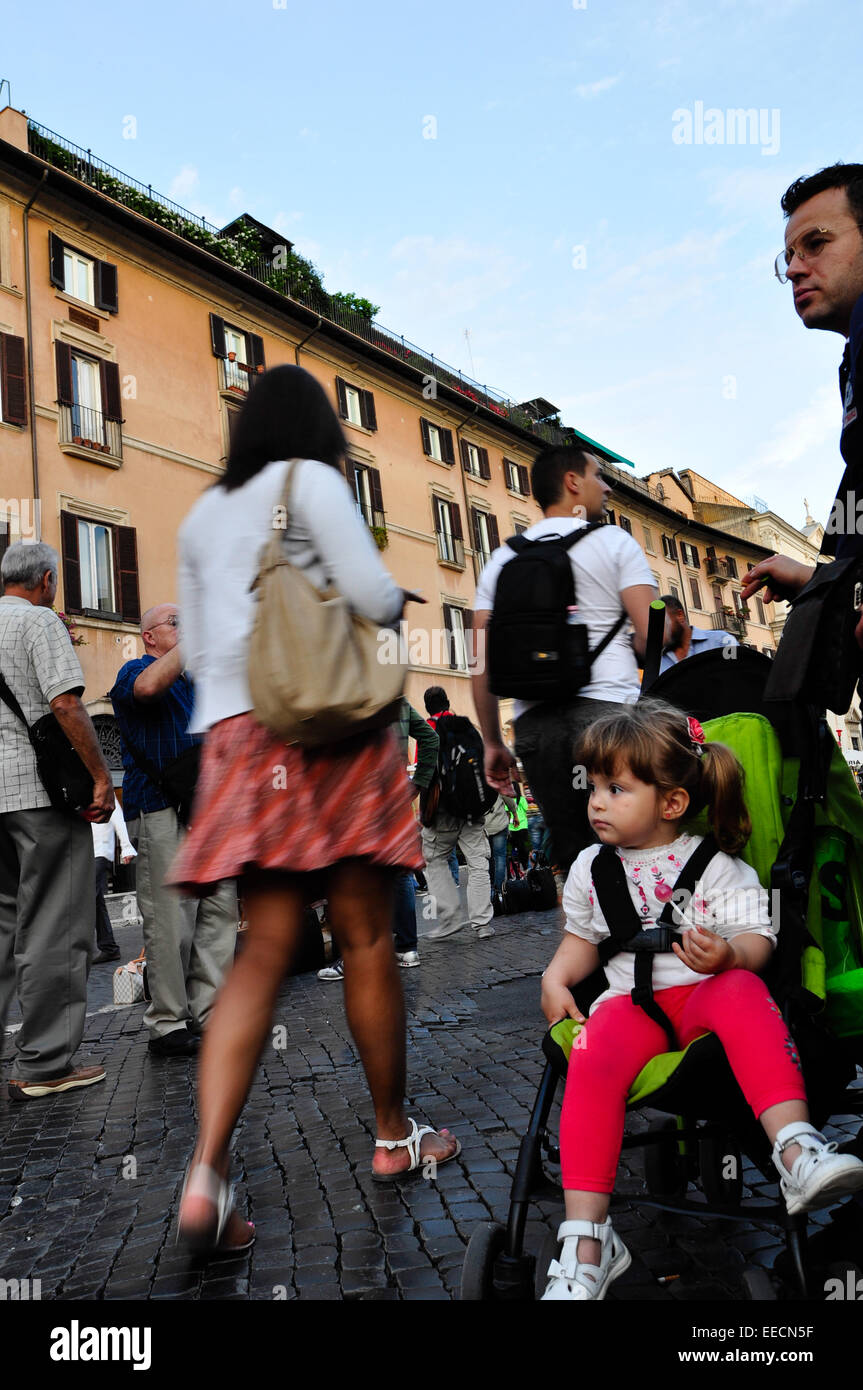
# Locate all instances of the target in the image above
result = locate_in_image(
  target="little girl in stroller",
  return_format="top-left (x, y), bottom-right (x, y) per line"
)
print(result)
top-left (539, 698), bottom-right (863, 1301)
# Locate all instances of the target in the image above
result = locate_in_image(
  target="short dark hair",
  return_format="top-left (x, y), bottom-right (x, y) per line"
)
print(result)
top-left (220, 365), bottom-right (347, 491)
top-left (424, 686), bottom-right (449, 715)
top-left (780, 163), bottom-right (863, 228)
top-left (658, 593), bottom-right (686, 616)
top-left (531, 445), bottom-right (596, 513)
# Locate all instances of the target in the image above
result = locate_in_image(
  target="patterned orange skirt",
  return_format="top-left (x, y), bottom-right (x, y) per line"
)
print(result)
top-left (166, 712), bottom-right (423, 894)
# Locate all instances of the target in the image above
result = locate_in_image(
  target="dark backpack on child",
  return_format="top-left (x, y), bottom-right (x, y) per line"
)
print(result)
top-left (487, 526), bottom-right (626, 701)
top-left (434, 714), bottom-right (493, 823)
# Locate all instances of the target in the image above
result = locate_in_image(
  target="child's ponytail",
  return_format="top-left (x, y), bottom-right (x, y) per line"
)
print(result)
top-left (699, 741), bottom-right (751, 856)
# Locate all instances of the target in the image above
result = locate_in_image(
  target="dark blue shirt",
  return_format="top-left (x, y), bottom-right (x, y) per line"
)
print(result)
top-left (823, 291), bottom-right (863, 560)
top-left (110, 656), bottom-right (200, 819)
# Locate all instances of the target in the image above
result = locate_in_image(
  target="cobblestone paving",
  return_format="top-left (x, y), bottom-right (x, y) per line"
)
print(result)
top-left (1, 904), bottom-right (861, 1301)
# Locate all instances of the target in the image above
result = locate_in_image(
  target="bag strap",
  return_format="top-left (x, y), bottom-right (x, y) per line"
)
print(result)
top-left (121, 729), bottom-right (168, 795)
top-left (0, 672), bottom-right (31, 731)
top-left (505, 522), bottom-right (603, 555)
top-left (587, 612), bottom-right (627, 663)
top-left (250, 458), bottom-right (303, 591)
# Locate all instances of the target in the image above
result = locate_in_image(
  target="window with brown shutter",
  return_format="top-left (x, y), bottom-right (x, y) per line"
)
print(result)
top-left (335, 376), bottom-right (348, 418)
top-left (442, 603), bottom-right (469, 671)
top-left (49, 231), bottom-right (65, 290)
top-left (113, 526), bottom-right (141, 624)
top-left (209, 313), bottom-right (227, 358)
top-left (0, 517), bottom-right (9, 568)
top-left (478, 447), bottom-right (490, 481)
top-left (360, 389), bottom-right (377, 431)
top-left (689, 576), bottom-right (702, 610)
top-left (94, 260), bottom-right (119, 314)
top-left (420, 418), bottom-right (431, 455)
top-left (0, 334), bottom-right (27, 426)
top-left (100, 361), bottom-right (123, 423)
top-left (60, 511), bottom-right (82, 613)
top-left (440, 428), bottom-right (455, 465)
top-left (55, 341), bottom-right (74, 405)
top-left (247, 333), bottom-right (265, 371)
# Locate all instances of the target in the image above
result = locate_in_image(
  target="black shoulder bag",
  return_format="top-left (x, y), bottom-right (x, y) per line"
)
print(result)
top-left (764, 556), bottom-right (863, 714)
top-left (122, 733), bottom-right (201, 828)
top-left (0, 673), bottom-right (94, 814)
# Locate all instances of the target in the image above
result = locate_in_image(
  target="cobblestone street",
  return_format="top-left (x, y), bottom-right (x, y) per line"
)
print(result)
top-left (1, 901), bottom-right (861, 1303)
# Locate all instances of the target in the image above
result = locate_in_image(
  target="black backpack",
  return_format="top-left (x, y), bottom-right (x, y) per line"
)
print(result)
top-left (435, 714), bottom-right (493, 822)
top-left (487, 526), bottom-right (626, 701)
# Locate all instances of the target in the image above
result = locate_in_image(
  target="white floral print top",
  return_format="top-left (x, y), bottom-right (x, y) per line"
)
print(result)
top-left (563, 832), bottom-right (775, 1011)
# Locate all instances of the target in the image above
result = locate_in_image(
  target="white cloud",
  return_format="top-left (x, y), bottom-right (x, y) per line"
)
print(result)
top-left (748, 383), bottom-right (837, 473)
top-left (273, 210), bottom-right (304, 233)
top-left (388, 235), bottom-right (520, 317)
top-left (227, 186), bottom-right (244, 209)
top-left (168, 165), bottom-right (199, 202)
top-left (575, 73), bottom-right (622, 100)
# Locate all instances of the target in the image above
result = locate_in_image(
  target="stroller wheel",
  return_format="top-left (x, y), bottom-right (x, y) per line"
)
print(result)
top-left (460, 1221), bottom-right (506, 1301)
top-left (535, 1228), bottom-right (561, 1300)
top-left (644, 1118), bottom-right (688, 1199)
top-left (742, 1267), bottom-right (780, 1301)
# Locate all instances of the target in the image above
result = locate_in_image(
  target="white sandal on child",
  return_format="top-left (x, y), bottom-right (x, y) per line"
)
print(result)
top-left (541, 1218), bottom-right (631, 1301)
top-left (772, 1122), bottom-right (863, 1215)
top-left (372, 1116), bottom-right (461, 1184)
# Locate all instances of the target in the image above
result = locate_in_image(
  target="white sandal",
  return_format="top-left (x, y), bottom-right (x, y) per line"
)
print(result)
top-left (772, 1122), bottom-right (863, 1215)
top-left (177, 1162), bottom-right (255, 1254)
top-left (372, 1116), bottom-right (461, 1184)
top-left (541, 1218), bottom-right (631, 1301)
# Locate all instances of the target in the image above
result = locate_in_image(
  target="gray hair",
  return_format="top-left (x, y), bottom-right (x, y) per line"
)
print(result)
top-left (1, 541), bottom-right (60, 589)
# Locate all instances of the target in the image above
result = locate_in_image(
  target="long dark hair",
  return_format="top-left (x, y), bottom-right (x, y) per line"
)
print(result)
top-left (220, 365), bottom-right (348, 491)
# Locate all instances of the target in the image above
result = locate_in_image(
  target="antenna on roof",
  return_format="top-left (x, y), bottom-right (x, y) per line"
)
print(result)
top-left (0, 79), bottom-right (11, 109)
top-left (464, 329), bottom-right (476, 378)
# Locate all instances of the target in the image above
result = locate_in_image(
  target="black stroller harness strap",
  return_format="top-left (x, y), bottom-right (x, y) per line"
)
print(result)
top-left (590, 835), bottom-right (720, 1044)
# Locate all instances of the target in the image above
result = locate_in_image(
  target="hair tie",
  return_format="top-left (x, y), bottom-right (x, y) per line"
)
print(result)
top-left (687, 716), bottom-right (705, 758)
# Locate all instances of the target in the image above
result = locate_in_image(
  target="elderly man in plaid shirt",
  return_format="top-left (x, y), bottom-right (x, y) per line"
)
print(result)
top-left (0, 542), bottom-right (114, 1100)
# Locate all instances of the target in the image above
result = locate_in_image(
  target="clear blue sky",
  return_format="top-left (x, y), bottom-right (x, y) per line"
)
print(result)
top-left (5, 0), bottom-right (862, 529)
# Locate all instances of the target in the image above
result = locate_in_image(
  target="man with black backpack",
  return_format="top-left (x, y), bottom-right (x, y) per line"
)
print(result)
top-left (420, 687), bottom-right (495, 941)
top-left (472, 446), bottom-right (655, 879)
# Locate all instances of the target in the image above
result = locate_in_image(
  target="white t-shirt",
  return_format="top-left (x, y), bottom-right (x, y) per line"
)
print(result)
top-left (563, 832), bottom-right (775, 1013)
top-left (474, 516), bottom-right (656, 718)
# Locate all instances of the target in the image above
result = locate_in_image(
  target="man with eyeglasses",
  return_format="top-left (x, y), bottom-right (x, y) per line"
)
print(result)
top-left (110, 604), bottom-right (238, 1058)
top-left (742, 163), bottom-right (863, 647)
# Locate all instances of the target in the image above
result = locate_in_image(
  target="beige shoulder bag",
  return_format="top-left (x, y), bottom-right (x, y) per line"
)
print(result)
top-left (248, 460), bottom-right (405, 747)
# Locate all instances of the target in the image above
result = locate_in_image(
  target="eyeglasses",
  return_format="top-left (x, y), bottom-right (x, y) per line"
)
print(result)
top-left (149, 616), bottom-right (179, 630)
top-left (774, 225), bottom-right (859, 283)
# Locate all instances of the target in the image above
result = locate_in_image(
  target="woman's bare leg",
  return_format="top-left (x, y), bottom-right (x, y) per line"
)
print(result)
top-left (325, 858), bottom-right (458, 1175)
top-left (180, 869), bottom-right (307, 1241)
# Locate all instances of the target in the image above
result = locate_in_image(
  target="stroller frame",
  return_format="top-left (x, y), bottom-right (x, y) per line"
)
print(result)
top-left (461, 626), bottom-right (863, 1302)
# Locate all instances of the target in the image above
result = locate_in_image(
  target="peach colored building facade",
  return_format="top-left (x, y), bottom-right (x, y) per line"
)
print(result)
top-left (4, 104), bottom-right (855, 779)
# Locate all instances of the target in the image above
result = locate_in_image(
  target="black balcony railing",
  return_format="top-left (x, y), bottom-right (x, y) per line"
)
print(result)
top-left (59, 403), bottom-right (122, 459)
top-left (711, 609), bottom-right (747, 639)
top-left (706, 557), bottom-right (735, 581)
top-left (436, 533), bottom-right (465, 568)
top-left (219, 357), bottom-right (261, 393)
top-left (27, 118), bottom-right (637, 459)
top-left (356, 501), bottom-right (386, 533)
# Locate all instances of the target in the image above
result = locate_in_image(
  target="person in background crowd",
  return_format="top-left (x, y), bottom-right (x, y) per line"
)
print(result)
top-left (658, 594), bottom-right (737, 674)
top-left (111, 604), bottom-right (239, 1058)
top-left (742, 163), bottom-right (863, 646)
top-left (0, 541), bottom-right (112, 1100)
top-left (169, 366), bottom-right (458, 1253)
top-left (508, 779), bottom-right (531, 869)
top-left (472, 446), bottom-right (655, 881)
top-left (421, 685), bottom-right (495, 942)
top-left (319, 698), bottom-right (438, 979)
top-left (484, 792), bottom-right (512, 904)
top-left (92, 796), bottom-right (137, 963)
top-left (523, 781), bottom-right (546, 862)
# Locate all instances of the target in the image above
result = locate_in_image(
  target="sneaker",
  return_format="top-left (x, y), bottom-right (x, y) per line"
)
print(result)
top-left (395, 950), bottom-right (420, 968)
top-left (317, 959), bottom-right (345, 981)
top-left (147, 1027), bottom-right (199, 1057)
top-left (8, 1065), bottom-right (106, 1101)
top-left (773, 1122), bottom-right (863, 1215)
top-left (425, 920), bottom-right (464, 941)
top-left (541, 1218), bottom-right (631, 1301)
top-left (476, 924), bottom-right (495, 939)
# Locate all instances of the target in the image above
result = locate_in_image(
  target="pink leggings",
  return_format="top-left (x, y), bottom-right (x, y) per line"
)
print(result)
top-left (559, 969), bottom-right (806, 1192)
